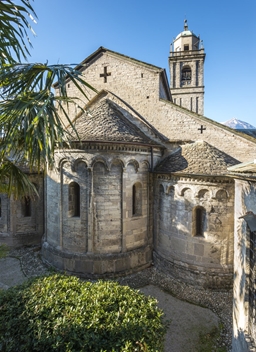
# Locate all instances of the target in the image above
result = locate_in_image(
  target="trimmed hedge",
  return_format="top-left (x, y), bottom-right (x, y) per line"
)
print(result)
top-left (0, 274), bottom-right (167, 351)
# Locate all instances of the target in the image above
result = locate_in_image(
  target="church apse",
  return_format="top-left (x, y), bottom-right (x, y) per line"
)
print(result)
top-left (154, 176), bottom-right (235, 289)
top-left (42, 146), bottom-right (156, 278)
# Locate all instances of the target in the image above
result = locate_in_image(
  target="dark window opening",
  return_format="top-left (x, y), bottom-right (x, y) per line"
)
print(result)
top-left (132, 183), bottom-right (142, 216)
top-left (193, 206), bottom-right (206, 237)
top-left (69, 182), bottom-right (80, 217)
top-left (24, 196), bottom-right (31, 217)
top-left (181, 66), bottom-right (191, 86)
top-left (184, 44), bottom-right (189, 51)
top-left (132, 184), bottom-right (136, 216)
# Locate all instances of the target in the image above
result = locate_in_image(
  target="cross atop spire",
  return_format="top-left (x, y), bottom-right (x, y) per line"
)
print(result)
top-left (184, 19), bottom-right (188, 31)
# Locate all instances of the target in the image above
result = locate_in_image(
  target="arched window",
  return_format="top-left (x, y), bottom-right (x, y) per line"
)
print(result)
top-left (181, 66), bottom-right (191, 86)
top-left (132, 182), bottom-right (142, 216)
top-left (69, 182), bottom-right (80, 217)
top-left (193, 206), bottom-right (206, 237)
top-left (24, 196), bottom-right (31, 217)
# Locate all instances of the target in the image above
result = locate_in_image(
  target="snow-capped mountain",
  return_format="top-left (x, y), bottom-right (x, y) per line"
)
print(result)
top-left (221, 118), bottom-right (256, 129)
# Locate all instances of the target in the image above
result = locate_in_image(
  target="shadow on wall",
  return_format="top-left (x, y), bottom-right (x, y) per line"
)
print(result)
top-left (232, 329), bottom-right (256, 352)
top-left (233, 212), bottom-right (256, 351)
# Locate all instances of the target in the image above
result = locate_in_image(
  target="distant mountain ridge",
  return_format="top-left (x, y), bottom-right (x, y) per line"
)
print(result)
top-left (221, 118), bottom-right (256, 129)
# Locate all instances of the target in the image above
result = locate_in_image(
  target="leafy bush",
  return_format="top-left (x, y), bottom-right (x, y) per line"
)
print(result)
top-left (0, 274), bottom-right (167, 351)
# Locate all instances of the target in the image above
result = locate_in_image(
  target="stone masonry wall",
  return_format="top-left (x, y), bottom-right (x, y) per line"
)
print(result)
top-left (58, 51), bottom-right (164, 127)
top-left (232, 179), bottom-right (256, 352)
top-left (0, 174), bottom-right (44, 248)
top-left (43, 145), bottom-right (162, 276)
top-left (154, 175), bottom-right (234, 288)
top-left (153, 101), bottom-right (256, 162)
top-left (57, 50), bottom-right (256, 164)
top-left (93, 162), bottom-right (122, 254)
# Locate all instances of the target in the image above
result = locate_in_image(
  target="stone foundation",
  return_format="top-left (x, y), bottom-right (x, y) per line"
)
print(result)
top-left (153, 251), bottom-right (233, 289)
top-left (42, 242), bottom-right (152, 278)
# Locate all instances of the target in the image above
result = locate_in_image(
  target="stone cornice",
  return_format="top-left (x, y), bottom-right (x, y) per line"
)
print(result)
top-left (155, 173), bottom-right (234, 184)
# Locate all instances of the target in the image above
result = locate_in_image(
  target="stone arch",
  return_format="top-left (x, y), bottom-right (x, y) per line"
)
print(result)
top-left (216, 189), bottom-right (229, 200)
top-left (180, 187), bottom-right (192, 197)
top-left (132, 182), bottom-right (142, 216)
top-left (126, 159), bottom-right (139, 173)
top-left (192, 205), bottom-right (206, 237)
top-left (196, 188), bottom-right (210, 200)
top-left (167, 185), bottom-right (175, 196)
top-left (91, 156), bottom-right (109, 171)
top-left (72, 158), bottom-right (88, 171)
top-left (57, 157), bottom-right (69, 172)
top-left (141, 160), bottom-right (150, 171)
top-left (110, 158), bottom-right (125, 170)
top-left (68, 182), bottom-right (80, 217)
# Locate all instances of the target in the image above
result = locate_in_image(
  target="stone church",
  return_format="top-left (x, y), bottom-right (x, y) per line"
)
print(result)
top-left (0, 21), bottom-right (256, 351)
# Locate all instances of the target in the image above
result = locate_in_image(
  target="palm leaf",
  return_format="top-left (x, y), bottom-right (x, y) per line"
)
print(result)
top-left (0, 159), bottom-right (38, 199)
top-left (0, 0), bottom-right (37, 64)
top-left (0, 63), bottom-right (98, 171)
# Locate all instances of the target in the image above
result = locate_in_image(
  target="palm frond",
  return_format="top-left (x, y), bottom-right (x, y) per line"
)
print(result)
top-left (0, 63), bottom-right (98, 170)
top-left (0, 0), bottom-right (37, 64)
top-left (0, 159), bottom-right (38, 199)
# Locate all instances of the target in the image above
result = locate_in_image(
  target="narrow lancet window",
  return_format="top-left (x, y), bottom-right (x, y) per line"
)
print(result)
top-left (24, 196), bottom-right (31, 217)
top-left (132, 183), bottom-right (142, 216)
top-left (193, 206), bottom-right (206, 237)
top-left (69, 182), bottom-right (80, 217)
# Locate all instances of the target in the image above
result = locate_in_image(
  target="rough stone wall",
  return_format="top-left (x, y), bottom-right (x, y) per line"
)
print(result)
top-left (153, 101), bottom-right (256, 162)
top-left (93, 162), bottom-right (122, 254)
top-left (59, 52), bottom-right (164, 127)
top-left (57, 50), bottom-right (256, 164)
top-left (62, 161), bottom-right (89, 253)
top-left (154, 175), bottom-right (234, 288)
top-left (0, 174), bottom-right (44, 248)
top-left (123, 162), bottom-right (149, 251)
top-left (232, 179), bottom-right (256, 352)
top-left (169, 54), bottom-right (205, 115)
top-left (43, 145), bottom-right (161, 276)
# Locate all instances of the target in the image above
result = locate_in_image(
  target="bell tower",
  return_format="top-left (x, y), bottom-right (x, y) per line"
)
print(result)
top-left (169, 20), bottom-right (205, 115)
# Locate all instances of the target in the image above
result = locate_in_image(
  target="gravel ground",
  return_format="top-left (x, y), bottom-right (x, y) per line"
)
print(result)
top-left (6, 246), bottom-right (232, 351)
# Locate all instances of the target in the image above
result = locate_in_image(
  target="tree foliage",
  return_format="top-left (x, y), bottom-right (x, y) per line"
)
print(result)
top-left (0, 274), bottom-right (167, 351)
top-left (0, 0), bottom-right (97, 198)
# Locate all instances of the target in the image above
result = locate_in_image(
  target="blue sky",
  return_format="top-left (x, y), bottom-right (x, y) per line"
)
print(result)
top-left (27, 0), bottom-right (256, 126)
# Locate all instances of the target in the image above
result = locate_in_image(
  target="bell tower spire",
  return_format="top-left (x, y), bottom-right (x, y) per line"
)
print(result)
top-left (169, 20), bottom-right (206, 115)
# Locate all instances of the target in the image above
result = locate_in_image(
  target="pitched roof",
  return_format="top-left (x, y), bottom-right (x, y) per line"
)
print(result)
top-left (155, 140), bottom-right (240, 175)
top-left (68, 98), bottom-right (161, 146)
top-left (54, 47), bottom-right (171, 100)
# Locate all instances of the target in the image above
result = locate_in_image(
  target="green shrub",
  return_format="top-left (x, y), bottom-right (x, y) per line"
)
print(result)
top-left (0, 274), bottom-right (167, 351)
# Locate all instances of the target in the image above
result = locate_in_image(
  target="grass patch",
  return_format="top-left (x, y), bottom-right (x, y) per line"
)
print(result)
top-left (0, 244), bottom-right (9, 259)
top-left (197, 324), bottom-right (226, 352)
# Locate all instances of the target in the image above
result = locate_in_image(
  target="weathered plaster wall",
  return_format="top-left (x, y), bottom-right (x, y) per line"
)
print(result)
top-left (154, 175), bottom-right (234, 288)
top-left (233, 179), bottom-right (256, 352)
